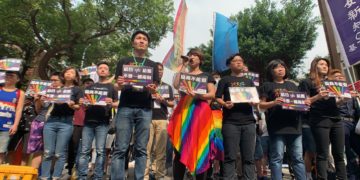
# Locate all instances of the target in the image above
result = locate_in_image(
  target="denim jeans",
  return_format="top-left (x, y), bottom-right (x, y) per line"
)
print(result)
top-left (40, 116), bottom-right (73, 179)
top-left (222, 123), bottom-right (256, 180)
top-left (269, 134), bottom-right (306, 180)
top-left (77, 123), bottom-right (109, 180)
top-left (111, 107), bottom-right (152, 180)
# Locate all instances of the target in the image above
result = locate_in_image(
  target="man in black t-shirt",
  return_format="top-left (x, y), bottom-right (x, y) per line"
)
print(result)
top-left (215, 53), bottom-right (257, 179)
top-left (111, 30), bottom-right (159, 180)
top-left (144, 63), bottom-right (174, 180)
top-left (77, 62), bottom-right (118, 180)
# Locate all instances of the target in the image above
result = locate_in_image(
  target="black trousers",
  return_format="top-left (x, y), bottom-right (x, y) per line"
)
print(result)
top-left (173, 150), bottom-right (207, 180)
top-left (222, 123), bottom-right (256, 180)
top-left (311, 120), bottom-right (347, 180)
top-left (67, 125), bottom-right (83, 174)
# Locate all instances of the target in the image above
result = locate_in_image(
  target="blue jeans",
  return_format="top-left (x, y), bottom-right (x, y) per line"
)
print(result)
top-left (111, 107), bottom-right (152, 180)
top-left (41, 116), bottom-right (73, 179)
top-left (77, 123), bottom-right (109, 180)
top-left (269, 134), bottom-right (306, 180)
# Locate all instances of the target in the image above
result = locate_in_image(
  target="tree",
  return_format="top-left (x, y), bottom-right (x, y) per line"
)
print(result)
top-left (196, 0), bottom-right (319, 81)
top-left (0, 0), bottom-right (174, 79)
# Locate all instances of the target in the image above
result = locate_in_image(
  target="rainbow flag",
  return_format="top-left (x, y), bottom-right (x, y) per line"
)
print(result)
top-left (168, 95), bottom-right (217, 174)
top-left (162, 0), bottom-right (188, 71)
top-left (210, 110), bottom-right (224, 161)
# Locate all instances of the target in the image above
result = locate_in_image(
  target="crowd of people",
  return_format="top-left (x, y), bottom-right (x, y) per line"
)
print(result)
top-left (0, 30), bottom-right (360, 180)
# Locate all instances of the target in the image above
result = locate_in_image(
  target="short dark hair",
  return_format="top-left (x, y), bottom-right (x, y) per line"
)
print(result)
top-left (5, 71), bottom-right (20, 78)
top-left (265, 59), bottom-right (289, 82)
top-left (156, 62), bottom-right (164, 69)
top-left (226, 53), bottom-right (244, 66)
top-left (187, 48), bottom-right (204, 65)
top-left (96, 61), bottom-right (110, 68)
top-left (131, 30), bottom-right (150, 43)
top-left (81, 78), bottom-right (94, 85)
top-left (61, 67), bottom-right (80, 86)
top-left (50, 72), bottom-right (61, 77)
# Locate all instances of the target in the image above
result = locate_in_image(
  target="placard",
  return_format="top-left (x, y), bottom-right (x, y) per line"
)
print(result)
top-left (157, 84), bottom-right (171, 98)
top-left (279, 90), bottom-right (309, 111)
top-left (25, 79), bottom-right (52, 95)
top-left (322, 80), bottom-right (351, 98)
top-left (243, 72), bottom-right (260, 86)
top-left (179, 73), bottom-right (208, 94)
top-left (84, 88), bottom-right (108, 106)
top-left (229, 87), bottom-right (259, 103)
top-left (122, 65), bottom-right (153, 86)
top-left (43, 88), bottom-right (72, 103)
top-left (80, 66), bottom-right (97, 76)
top-left (348, 80), bottom-right (360, 92)
top-left (0, 72), bottom-right (4, 84)
top-left (0, 58), bottom-right (22, 71)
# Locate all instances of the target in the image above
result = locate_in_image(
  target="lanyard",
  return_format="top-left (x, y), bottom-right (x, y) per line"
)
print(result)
top-left (132, 51), bottom-right (146, 67)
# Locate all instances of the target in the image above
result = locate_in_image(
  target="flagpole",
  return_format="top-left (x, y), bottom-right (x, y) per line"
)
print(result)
top-left (317, 0), bottom-right (342, 70)
top-left (212, 12), bottom-right (216, 71)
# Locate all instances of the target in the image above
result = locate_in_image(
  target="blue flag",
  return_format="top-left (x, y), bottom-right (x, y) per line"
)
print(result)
top-left (212, 13), bottom-right (239, 72)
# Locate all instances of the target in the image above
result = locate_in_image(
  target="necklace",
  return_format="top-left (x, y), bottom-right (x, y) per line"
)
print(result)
top-left (132, 51), bottom-right (146, 67)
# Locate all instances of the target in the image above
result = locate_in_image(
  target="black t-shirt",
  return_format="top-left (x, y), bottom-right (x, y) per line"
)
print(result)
top-left (215, 76), bottom-right (256, 125)
top-left (84, 83), bottom-right (118, 124)
top-left (259, 81), bottom-right (301, 134)
top-left (51, 86), bottom-right (83, 117)
top-left (152, 82), bottom-right (174, 120)
top-left (298, 78), bottom-right (340, 127)
top-left (115, 57), bottom-right (160, 109)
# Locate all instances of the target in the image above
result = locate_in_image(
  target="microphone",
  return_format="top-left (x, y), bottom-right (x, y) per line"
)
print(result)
top-left (181, 55), bottom-right (189, 62)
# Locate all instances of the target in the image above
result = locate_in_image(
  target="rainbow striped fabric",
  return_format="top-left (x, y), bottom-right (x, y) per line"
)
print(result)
top-left (167, 95), bottom-right (224, 174)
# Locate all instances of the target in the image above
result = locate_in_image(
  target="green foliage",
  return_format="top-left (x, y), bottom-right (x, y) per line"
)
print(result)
top-left (196, 0), bottom-right (320, 81)
top-left (0, 0), bottom-right (174, 78)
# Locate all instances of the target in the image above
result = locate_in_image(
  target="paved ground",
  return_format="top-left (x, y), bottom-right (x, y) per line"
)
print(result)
top-left (60, 162), bottom-right (294, 180)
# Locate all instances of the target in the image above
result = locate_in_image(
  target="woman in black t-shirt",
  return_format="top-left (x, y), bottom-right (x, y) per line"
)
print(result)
top-left (168, 48), bottom-right (216, 180)
top-left (259, 59), bottom-right (306, 180)
top-left (215, 53), bottom-right (257, 179)
top-left (298, 58), bottom-right (347, 180)
top-left (40, 67), bottom-right (82, 179)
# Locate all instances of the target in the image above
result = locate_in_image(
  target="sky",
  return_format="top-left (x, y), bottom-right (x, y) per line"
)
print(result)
top-left (148, 0), bottom-right (329, 84)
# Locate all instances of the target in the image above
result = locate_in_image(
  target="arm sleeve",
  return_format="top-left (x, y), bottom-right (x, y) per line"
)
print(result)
top-left (215, 79), bottom-right (225, 99)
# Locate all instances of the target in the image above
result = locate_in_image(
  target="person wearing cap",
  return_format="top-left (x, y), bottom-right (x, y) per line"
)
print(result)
top-left (0, 71), bottom-right (25, 164)
top-left (112, 30), bottom-right (159, 180)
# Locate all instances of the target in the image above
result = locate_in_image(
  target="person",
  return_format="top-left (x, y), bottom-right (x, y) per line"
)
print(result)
top-left (215, 53), bottom-right (257, 179)
top-left (144, 62), bottom-right (174, 180)
top-left (112, 30), bottom-right (159, 180)
top-left (67, 78), bottom-right (94, 177)
top-left (298, 58), bottom-right (347, 180)
top-left (168, 48), bottom-right (216, 180)
top-left (77, 62), bottom-right (118, 180)
top-left (40, 67), bottom-right (83, 179)
top-left (328, 69), bottom-right (360, 180)
top-left (259, 59), bottom-right (306, 180)
top-left (26, 72), bottom-right (62, 169)
top-left (0, 71), bottom-right (25, 164)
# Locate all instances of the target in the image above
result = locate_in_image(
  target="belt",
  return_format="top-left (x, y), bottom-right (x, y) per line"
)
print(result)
top-left (341, 117), bottom-right (354, 122)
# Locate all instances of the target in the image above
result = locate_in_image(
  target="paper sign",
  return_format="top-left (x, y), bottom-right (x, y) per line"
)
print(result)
top-left (348, 80), bottom-right (360, 92)
top-left (0, 58), bottom-right (22, 71)
top-left (279, 90), bottom-right (309, 111)
top-left (322, 80), bottom-right (351, 98)
top-left (26, 79), bottom-right (52, 95)
top-left (123, 65), bottom-right (153, 87)
top-left (179, 73), bottom-right (208, 94)
top-left (81, 66), bottom-right (97, 76)
top-left (84, 88), bottom-right (108, 106)
top-left (229, 87), bottom-right (259, 103)
top-left (243, 72), bottom-right (260, 86)
top-left (157, 84), bottom-right (170, 98)
top-left (43, 88), bottom-right (72, 103)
